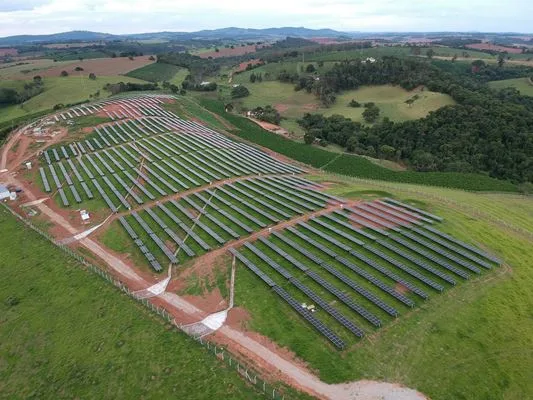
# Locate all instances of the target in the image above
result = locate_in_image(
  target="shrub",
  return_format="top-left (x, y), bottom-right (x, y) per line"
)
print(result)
top-left (231, 85), bottom-right (250, 99)
top-left (60, 71), bottom-right (69, 77)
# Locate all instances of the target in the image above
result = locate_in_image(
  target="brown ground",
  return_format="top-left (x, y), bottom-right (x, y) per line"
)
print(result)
top-left (466, 43), bottom-right (523, 54)
top-left (0, 48), bottom-right (18, 56)
top-left (13, 56), bottom-right (155, 79)
top-left (199, 44), bottom-right (267, 59)
top-left (234, 59), bottom-right (263, 73)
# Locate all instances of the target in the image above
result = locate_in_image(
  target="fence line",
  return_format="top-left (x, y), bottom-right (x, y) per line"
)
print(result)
top-left (2, 204), bottom-right (285, 400)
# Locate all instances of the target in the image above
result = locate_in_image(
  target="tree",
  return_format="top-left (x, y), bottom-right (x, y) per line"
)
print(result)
top-left (149, 55), bottom-right (155, 61)
top-left (426, 48), bottom-right (435, 59)
top-left (231, 85), bottom-right (250, 99)
top-left (250, 72), bottom-right (257, 83)
top-left (33, 76), bottom-right (42, 84)
top-left (452, 54), bottom-right (458, 62)
top-left (498, 54), bottom-right (506, 68)
top-left (74, 66), bottom-right (84, 71)
top-left (60, 71), bottom-right (69, 77)
top-left (471, 59), bottom-right (486, 73)
top-left (379, 144), bottom-right (396, 160)
top-left (215, 48), bottom-right (219, 53)
top-left (89, 73), bottom-right (96, 80)
top-left (362, 105), bottom-right (380, 123)
top-left (306, 63), bottom-right (316, 73)
top-left (348, 99), bottom-right (361, 108)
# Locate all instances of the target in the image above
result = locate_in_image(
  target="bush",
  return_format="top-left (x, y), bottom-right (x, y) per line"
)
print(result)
top-left (231, 85), bottom-right (250, 99)
top-left (74, 66), bottom-right (84, 71)
top-left (348, 99), bottom-right (361, 108)
top-left (60, 71), bottom-right (69, 77)
top-left (362, 105), bottom-right (380, 123)
top-left (88, 73), bottom-right (96, 80)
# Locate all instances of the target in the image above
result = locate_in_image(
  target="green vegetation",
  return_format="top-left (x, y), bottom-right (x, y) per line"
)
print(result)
top-left (125, 62), bottom-right (183, 82)
top-left (488, 77), bottom-right (533, 97)
top-left (232, 174), bottom-right (533, 399)
top-left (199, 98), bottom-right (518, 192)
top-left (0, 208), bottom-right (261, 399)
top-left (323, 86), bottom-right (455, 123)
top-left (0, 76), bottom-right (145, 124)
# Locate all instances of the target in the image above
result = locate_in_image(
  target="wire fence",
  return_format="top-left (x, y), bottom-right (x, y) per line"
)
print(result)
top-left (2, 203), bottom-right (286, 400)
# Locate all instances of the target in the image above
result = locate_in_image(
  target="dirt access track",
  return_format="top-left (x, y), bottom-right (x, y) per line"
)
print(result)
top-left (0, 113), bottom-right (427, 400)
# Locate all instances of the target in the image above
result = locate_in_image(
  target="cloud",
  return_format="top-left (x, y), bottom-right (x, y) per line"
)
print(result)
top-left (0, 0), bottom-right (532, 37)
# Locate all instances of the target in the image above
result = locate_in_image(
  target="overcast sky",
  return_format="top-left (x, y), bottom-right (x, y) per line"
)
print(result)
top-left (1, 0), bottom-right (532, 37)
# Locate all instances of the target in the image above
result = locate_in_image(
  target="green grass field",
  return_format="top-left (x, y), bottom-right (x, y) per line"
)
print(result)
top-left (125, 62), bottom-right (184, 82)
top-left (488, 77), bottom-right (533, 97)
top-left (323, 85), bottom-right (455, 123)
top-left (0, 207), bottom-right (263, 399)
top-left (230, 174), bottom-right (533, 400)
top-left (225, 79), bottom-right (454, 128)
top-left (0, 75), bottom-right (146, 124)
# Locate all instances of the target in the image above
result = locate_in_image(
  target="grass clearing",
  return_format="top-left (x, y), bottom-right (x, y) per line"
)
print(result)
top-left (0, 207), bottom-right (262, 399)
top-left (323, 85), bottom-right (456, 123)
top-left (488, 77), bottom-right (533, 97)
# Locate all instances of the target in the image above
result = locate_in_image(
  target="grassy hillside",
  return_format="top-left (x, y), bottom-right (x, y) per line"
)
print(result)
top-left (231, 174), bottom-right (533, 400)
top-left (0, 207), bottom-right (261, 399)
top-left (488, 77), bottom-right (533, 97)
top-left (0, 75), bottom-right (145, 123)
top-left (323, 85), bottom-right (455, 123)
top-left (125, 62), bottom-right (184, 82)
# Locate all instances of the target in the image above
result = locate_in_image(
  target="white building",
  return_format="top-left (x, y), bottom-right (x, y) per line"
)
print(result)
top-left (0, 185), bottom-right (10, 201)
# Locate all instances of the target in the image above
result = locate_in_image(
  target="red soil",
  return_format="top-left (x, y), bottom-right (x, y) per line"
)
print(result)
top-left (23, 56), bottom-right (155, 79)
top-left (466, 43), bottom-right (523, 54)
top-left (199, 44), bottom-right (268, 59)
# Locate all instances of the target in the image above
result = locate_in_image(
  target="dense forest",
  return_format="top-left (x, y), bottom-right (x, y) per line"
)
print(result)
top-left (297, 57), bottom-right (533, 182)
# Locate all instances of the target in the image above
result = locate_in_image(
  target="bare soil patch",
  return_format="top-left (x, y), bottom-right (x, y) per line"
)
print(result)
top-left (33, 56), bottom-right (155, 78)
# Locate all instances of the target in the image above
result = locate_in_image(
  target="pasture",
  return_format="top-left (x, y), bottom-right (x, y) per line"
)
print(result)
top-left (488, 77), bottom-right (533, 97)
top-left (0, 75), bottom-right (146, 123)
top-left (323, 85), bottom-right (455, 123)
top-left (0, 207), bottom-right (261, 400)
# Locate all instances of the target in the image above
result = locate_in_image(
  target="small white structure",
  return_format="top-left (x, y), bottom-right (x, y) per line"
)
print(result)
top-left (200, 81), bottom-right (211, 86)
top-left (80, 209), bottom-right (90, 222)
top-left (25, 161), bottom-right (32, 170)
top-left (0, 185), bottom-right (10, 201)
top-left (9, 192), bottom-right (17, 201)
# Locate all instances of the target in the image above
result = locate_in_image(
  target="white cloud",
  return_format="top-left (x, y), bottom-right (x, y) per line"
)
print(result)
top-left (0, 0), bottom-right (532, 37)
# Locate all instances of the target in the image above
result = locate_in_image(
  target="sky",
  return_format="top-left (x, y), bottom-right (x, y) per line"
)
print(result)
top-left (0, 0), bottom-right (532, 37)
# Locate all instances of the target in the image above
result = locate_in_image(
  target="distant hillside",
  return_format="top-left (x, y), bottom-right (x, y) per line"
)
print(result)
top-left (0, 27), bottom-right (346, 45)
top-left (0, 30), bottom-right (117, 45)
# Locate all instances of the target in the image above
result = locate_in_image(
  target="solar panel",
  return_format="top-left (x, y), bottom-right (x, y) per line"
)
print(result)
top-left (58, 162), bottom-right (73, 185)
top-left (410, 227), bottom-right (493, 269)
top-left (238, 181), bottom-right (303, 214)
top-left (85, 154), bottom-right (105, 176)
top-left (92, 179), bottom-right (118, 212)
top-left (333, 210), bottom-right (388, 236)
top-left (227, 184), bottom-right (292, 219)
top-left (390, 234), bottom-right (470, 279)
top-left (423, 225), bottom-right (500, 264)
top-left (133, 168), bottom-right (167, 196)
top-left (376, 239), bottom-right (455, 285)
top-left (123, 170), bottom-right (155, 200)
top-left (400, 230), bottom-right (480, 274)
top-left (67, 159), bottom-right (84, 182)
top-left (39, 168), bottom-right (51, 192)
top-left (383, 198), bottom-right (443, 222)
top-left (183, 196), bottom-right (239, 238)
top-left (102, 176), bottom-right (130, 209)
top-left (218, 187), bottom-right (279, 223)
top-left (363, 244), bottom-right (443, 293)
top-left (375, 200), bottom-right (435, 224)
top-left (80, 181), bottom-right (94, 199)
top-left (272, 232), bottom-right (398, 317)
top-left (145, 208), bottom-right (195, 257)
top-left (244, 243), bottom-right (293, 280)
top-left (58, 188), bottom-right (69, 206)
top-left (69, 185), bottom-right (82, 203)
top-left (229, 248), bottom-right (276, 287)
top-left (311, 218), bottom-right (365, 246)
top-left (157, 204), bottom-right (211, 250)
top-left (258, 178), bottom-right (326, 208)
top-left (143, 166), bottom-right (179, 193)
top-left (113, 173), bottom-right (143, 204)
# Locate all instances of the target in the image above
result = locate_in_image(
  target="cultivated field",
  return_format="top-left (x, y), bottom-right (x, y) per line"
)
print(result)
top-left (466, 43), bottom-right (523, 54)
top-left (125, 62), bottom-right (183, 83)
top-left (488, 77), bottom-right (533, 96)
top-left (0, 58), bottom-right (74, 80)
top-left (6, 56), bottom-right (155, 80)
top-left (197, 44), bottom-right (262, 59)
